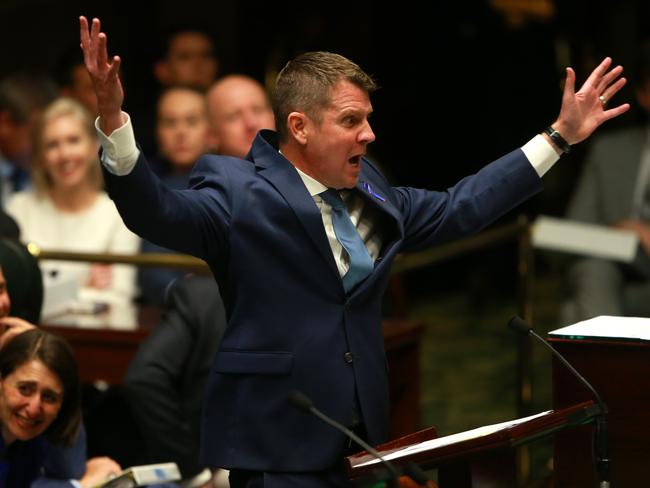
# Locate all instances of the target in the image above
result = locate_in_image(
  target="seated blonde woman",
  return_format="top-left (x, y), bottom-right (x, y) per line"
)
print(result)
top-left (6, 98), bottom-right (139, 309)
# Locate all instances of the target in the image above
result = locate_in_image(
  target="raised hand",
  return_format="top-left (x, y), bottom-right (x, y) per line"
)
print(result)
top-left (553, 57), bottom-right (630, 145)
top-left (79, 16), bottom-right (125, 135)
top-left (0, 316), bottom-right (35, 350)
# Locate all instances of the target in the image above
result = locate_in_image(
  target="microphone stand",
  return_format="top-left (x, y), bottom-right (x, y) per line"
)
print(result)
top-left (288, 390), bottom-right (433, 487)
top-left (508, 317), bottom-right (610, 487)
top-left (529, 328), bottom-right (610, 488)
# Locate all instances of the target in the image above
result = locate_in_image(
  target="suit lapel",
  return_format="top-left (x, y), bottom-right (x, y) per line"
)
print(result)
top-left (349, 165), bottom-right (404, 294)
top-left (250, 132), bottom-right (340, 280)
top-left (250, 134), bottom-right (404, 293)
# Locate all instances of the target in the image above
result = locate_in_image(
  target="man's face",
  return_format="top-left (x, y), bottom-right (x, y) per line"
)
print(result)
top-left (207, 77), bottom-right (275, 158)
top-left (156, 89), bottom-right (210, 169)
top-left (0, 359), bottom-right (63, 443)
top-left (164, 32), bottom-right (218, 90)
top-left (0, 268), bottom-right (9, 318)
top-left (300, 80), bottom-right (375, 189)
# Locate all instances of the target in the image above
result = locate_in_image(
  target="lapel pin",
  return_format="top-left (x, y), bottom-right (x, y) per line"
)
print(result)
top-left (362, 181), bottom-right (385, 202)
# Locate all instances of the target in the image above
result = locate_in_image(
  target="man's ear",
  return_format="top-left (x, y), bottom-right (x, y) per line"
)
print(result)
top-left (287, 112), bottom-right (309, 145)
top-left (153, 61), bottom-right (171, 85)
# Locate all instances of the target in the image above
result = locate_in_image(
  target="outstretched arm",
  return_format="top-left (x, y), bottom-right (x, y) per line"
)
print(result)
top-left (551, 57), bottom-right (629, 146)
top-left (79, 16), bottom-right (125, 135)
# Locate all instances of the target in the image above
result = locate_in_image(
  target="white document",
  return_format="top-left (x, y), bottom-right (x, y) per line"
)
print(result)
top-left (356, 410), bottom-right (550, 467)
top-left (532, 216), bottom-right (639, 262)
top-left (95, 462), bottom-right (181, 487)
top-left (549, 315), bottom-right (650, 342)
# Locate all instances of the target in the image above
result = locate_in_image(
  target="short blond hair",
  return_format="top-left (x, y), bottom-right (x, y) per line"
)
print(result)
top-left (273, 51), bottom-right (377, 143)
top-left (31, 97), bottom-right (102, 196)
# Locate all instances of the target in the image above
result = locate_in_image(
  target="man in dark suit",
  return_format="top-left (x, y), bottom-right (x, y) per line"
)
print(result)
top-left (124, 275), bottom-right (227, 486)
top-left (80, 16), bottom-right (628, 487)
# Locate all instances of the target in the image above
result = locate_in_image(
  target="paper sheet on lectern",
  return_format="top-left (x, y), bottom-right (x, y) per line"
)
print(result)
top-left (356, 410), bottom-right (550, 467)
top-left (549, 315), bottom-right (650, 341)
top-left (532, 216), bottom-right (639, 262)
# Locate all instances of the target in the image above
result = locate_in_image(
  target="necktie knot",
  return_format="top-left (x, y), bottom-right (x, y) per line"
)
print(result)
top-left (320, 189), bottom-right (346, 210)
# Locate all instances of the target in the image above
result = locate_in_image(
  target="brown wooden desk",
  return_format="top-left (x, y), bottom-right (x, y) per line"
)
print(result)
top-left (43, 310), bottom-right (424, 435)
top-left (41, 306), bottom-right (161, 384)
top-left (551, 336), bottom-right (650, 486)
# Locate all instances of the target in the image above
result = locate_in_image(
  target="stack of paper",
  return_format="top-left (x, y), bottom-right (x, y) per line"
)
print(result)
top-left (549, 316), bottom-right (650, 342)
top-left (96, 462), bottom-right (181, 487)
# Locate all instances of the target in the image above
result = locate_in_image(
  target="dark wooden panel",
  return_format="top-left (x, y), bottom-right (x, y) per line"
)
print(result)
top-left (551, 338), bottom-right (650, 486)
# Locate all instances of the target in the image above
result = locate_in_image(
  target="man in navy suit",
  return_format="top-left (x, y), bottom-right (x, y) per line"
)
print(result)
top-left (80, 16), bottom-right (628, 487)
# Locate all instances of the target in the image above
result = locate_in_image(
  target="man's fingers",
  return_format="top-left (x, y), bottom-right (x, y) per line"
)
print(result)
top-left (97, 32), bottom-right (108, 68)
top-left (91, 17), bottom-right (100, 43)
top-left (601, 77), bottom-right (627, 106)
top-left (563, 67), bottom-right (576, 99)
top-left (602, 103), bottom-right (631, 122)
top-left (108, 56), bottom-right (121, 79)
top-left (79, 16), bottom-right (90, 49)
top-left (596, 65), bottom-right (624, 95)
top-left (79, 16), bottom-right (93, 66)
top-left (583, 57), bottom-right (612, 89)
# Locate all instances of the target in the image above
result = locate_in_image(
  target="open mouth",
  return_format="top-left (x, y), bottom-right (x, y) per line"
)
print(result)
top-left (348, 155), bottom-right (362, 165)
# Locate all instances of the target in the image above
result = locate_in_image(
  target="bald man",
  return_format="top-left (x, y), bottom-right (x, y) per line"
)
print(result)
top-left (206, 75), bottom-right (275, 158)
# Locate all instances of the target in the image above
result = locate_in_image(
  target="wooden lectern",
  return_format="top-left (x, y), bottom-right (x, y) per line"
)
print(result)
top-left (346, 401), bottom-right (598, 487)
top-left (551, 336), bottom-right (650, 486)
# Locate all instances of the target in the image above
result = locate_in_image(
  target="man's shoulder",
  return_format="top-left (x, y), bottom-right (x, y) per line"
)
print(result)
top-left (189, 154), bottom-right (258, 187)
top-left (194, 154), bottom-right (255, 173)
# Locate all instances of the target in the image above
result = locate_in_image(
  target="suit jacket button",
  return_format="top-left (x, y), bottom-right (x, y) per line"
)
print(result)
top-left (344, 352), bottom-right (354, 364)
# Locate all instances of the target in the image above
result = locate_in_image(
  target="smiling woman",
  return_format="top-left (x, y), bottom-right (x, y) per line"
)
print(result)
top-left (0, 328), bottom-right (81, 486)
top-left (5, 97), bottom-right (140, 309)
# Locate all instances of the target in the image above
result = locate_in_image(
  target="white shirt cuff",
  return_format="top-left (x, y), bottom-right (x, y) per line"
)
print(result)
top-left (69, 480), bottom-right (82, 488)
top-left (95, 112), bottom-right (140, 176)
top-left (521, 134), bottom-right (560, 177)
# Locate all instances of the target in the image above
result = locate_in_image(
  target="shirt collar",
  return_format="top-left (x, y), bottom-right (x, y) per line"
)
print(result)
top-left (294, 166), bottom-right (328, 197)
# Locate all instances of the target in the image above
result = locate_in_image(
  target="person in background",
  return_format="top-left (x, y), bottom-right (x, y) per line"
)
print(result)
top-left (6, 98), bottom-right (139, 309)
top-left (561, 41), bottom-right (650, 324)
top-left (134, 27), bottom-right (219, 167)
top-left (154, 29), bottom-right (219, 91)
top-left (206, 75), bottom-right (275, 158)
top-left (124, 275), bottom-right (228, 487)
top-left (0, 265), bottom-right (122, 487)
top-left (0, 73), bottom-right (58, 205)
top-left (0, 326), bottom-right (122, 487)
top-left (138, 87), bottom-right (210, 305)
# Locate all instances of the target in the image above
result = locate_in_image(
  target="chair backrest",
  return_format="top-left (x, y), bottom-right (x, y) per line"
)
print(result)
top-left (0, 238), bottom-right (43, 323)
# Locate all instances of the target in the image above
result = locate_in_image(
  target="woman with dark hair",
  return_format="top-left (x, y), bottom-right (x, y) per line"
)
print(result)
top-left (0, 328), bottom-right (81, 485)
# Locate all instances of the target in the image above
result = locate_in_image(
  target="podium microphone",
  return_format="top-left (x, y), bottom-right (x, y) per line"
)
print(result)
top-left (288, 390), bottom-right (406, 486)
top-left (508, 316), bottom-right (610, 488)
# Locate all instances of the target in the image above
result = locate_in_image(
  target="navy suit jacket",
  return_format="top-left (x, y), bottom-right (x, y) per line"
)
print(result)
top-left (103, 130), bottom-right (542, 472)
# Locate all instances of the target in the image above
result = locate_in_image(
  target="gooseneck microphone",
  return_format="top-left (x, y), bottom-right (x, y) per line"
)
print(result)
top-left (288, 390), bottom-right (405, 486)
top-left (508, 316), bottom-right (610, 488)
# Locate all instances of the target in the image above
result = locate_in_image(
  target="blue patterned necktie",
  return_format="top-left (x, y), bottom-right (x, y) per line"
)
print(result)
top-left (321, 189), bottom-right (374, 292)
